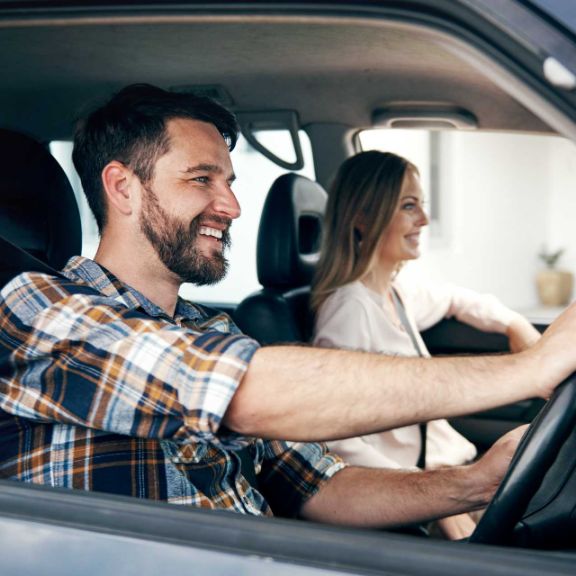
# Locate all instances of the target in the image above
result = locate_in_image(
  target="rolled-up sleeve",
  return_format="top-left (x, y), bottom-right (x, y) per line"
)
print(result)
top-left (256, 439), bottom-right (347, 517)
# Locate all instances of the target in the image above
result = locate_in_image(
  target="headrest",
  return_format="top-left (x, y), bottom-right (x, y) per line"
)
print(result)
top-left (257, 173), bottom-right (327, 289)
top-left (0, 129), bottom-right (81, 270)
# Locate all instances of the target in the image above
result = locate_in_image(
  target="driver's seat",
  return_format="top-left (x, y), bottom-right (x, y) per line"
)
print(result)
top-left (0, 129), bottom-right (81, 288)
top-left (234, 173), bottom-right (327, 345)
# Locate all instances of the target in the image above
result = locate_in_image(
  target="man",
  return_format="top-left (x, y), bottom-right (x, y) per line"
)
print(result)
top-left (0, 84), bottom-right (575, 534)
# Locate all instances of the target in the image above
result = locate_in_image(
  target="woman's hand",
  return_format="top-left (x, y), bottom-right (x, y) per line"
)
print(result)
top-left (507, 315), bottom-right (541, 353)
top-left (435, 512), bottom-right (477, 540)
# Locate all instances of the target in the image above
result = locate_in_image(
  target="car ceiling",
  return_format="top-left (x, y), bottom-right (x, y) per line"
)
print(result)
top-left (0, 11), bottom-right (552, 141)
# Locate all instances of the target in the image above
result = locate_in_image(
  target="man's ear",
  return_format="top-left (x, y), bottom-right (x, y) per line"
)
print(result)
top-left (101, 161), bottom-right (136, 217)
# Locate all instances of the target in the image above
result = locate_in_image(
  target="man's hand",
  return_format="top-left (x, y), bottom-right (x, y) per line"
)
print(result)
top-left (465, 425), bottom-right (528, 506)
top-left (528, 300), bottom-right (576, 398)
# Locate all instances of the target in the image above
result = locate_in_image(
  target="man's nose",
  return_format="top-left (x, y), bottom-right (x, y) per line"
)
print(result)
top-left (213, 184), bottom-right (241, 220)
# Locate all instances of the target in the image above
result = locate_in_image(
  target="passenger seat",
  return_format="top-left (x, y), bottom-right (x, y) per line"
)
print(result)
top-left (235, 173), bottom-right (327, 345)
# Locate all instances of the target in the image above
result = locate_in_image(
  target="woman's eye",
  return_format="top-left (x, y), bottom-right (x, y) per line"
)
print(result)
top-left (402, 202), bottom-right (416, 210)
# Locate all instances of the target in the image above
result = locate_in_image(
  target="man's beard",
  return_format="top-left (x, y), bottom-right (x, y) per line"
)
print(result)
top-left (139, 184), bottom-right (231, 285)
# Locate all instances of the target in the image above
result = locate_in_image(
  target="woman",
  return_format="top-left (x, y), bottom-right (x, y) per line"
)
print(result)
top-left (311, 151), bottom-right (540, 539)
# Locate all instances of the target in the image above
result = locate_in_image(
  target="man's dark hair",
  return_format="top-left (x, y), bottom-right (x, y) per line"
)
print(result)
top-left (72, 83), bottom-right (239, 233)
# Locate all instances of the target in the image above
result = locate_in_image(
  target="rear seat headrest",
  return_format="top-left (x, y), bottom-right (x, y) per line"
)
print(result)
top-left (0, 129), bottom-right (81, 269)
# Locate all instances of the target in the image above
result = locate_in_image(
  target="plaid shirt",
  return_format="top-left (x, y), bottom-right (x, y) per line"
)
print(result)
top-left (0, 256), bottom-right (344, 517)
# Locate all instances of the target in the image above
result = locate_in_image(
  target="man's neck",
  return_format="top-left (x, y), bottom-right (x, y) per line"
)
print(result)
top-left (94, 236), bottom-right (180, 317)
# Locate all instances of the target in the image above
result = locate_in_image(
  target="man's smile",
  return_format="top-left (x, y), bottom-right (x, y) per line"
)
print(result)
top-left (199, 225), bottom-right (224, 240)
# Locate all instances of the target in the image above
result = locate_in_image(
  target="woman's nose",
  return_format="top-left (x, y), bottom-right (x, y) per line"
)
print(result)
top-left (418, 205), bottom-right (429, 227)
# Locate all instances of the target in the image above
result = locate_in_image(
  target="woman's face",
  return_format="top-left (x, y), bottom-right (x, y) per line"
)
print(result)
top-left (374, 169), bottom-right (429, 268)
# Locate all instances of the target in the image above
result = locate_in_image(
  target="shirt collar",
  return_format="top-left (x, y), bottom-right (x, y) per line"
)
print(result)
top-left (61, 256), bottom-right (205, 322)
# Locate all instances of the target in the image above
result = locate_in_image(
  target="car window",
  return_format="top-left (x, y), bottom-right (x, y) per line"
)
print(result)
top-left (524, 0), bottom-right (576, 35)
top-left (359, 128), bottom-right (576, 323)
top-left (50, 132), bottom-right (315, 305)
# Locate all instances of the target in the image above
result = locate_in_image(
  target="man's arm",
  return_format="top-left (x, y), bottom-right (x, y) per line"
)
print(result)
top-left (299, 426), bottom-right (524, 530)
top-left (225, 301), bottom-right (576, 441)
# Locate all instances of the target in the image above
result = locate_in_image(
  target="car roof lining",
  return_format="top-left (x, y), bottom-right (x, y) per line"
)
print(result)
top-left (0, 11), bottom-right (557, 141)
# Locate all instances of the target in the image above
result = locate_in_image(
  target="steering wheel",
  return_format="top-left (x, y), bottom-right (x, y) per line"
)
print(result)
top-left (469, 374), bottom-right (576, 546)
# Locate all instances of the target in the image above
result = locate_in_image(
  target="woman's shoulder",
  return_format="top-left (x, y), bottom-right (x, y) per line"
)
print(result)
top-left (315, 281), bottom-right (377, 327)
top-left (314, 282), bottom-right (381, 349)
top-left (320, 281), bottom-right (376, 311)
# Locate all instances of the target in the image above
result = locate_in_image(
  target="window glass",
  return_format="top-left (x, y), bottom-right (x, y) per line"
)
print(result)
top-left (252, 129), bottom-right (298, 165)
top-left (524, 0), bottom-right (576, 35)
top-left (358, 129), bottom-right (576, 322)
top-left (50, 131), bottom-right (315, 305)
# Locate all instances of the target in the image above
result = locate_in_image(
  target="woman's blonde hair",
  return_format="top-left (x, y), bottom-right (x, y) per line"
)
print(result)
top-left (311, 151), bottom-right (417, 313)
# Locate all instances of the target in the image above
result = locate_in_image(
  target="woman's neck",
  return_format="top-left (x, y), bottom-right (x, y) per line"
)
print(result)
top-left (360, 260), bottom-right (398, 296)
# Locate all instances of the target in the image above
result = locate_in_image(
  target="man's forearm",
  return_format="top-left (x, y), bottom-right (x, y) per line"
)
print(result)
top-left (225, 345), bottom-right (545, 441)
top-left (299, 465), bottom-right (485, 529)
top-left (300, 423), bottom-right (524, 529)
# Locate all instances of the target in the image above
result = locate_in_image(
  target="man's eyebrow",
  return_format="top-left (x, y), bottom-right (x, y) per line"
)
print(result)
top-left (181, 164), bottom-right (236, 182)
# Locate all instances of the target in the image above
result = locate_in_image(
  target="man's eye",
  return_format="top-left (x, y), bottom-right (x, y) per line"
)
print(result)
top-left (193, 176), bottom-right (209, 184)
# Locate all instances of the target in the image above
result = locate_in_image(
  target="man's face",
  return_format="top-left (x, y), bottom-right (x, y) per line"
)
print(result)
top-left (138, 118), bottom-right (240, 285)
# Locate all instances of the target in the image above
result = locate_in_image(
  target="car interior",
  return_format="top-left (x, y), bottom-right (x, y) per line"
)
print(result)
top-left (0, 0), bottom-right (575, 571)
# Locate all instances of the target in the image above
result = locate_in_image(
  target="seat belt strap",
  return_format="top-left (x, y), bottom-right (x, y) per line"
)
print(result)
top-left (391, 288), bottom-right (427, 470)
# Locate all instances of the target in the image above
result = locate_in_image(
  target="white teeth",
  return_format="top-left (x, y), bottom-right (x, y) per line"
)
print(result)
top-left (199, 226), bottom-right (223, 239)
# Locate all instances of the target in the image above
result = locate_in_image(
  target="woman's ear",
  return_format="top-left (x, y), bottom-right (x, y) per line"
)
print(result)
top-left (354, 219), bottom-right (365, 242)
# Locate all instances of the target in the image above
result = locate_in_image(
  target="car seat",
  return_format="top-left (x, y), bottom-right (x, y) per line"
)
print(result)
top-left (0, 129), bottom-right (81, 288)
top-left (234, 173), bottom-right (327, 345)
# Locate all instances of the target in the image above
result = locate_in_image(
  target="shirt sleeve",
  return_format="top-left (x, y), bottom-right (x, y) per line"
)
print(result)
top-left (0, 273), bottom-right (259, 450)
top-left (425, 419), bottom-right (477, 468)
top-left (256, 439), bottom-right (347, 518)
top-left (397, 277), bottom-right (517, 333)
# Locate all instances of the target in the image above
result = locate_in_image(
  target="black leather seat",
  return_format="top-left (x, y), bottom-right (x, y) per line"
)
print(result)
top-left (235, 173), bottom-right (327, 345)
top-left (0, 129), bottom-right (81, 287)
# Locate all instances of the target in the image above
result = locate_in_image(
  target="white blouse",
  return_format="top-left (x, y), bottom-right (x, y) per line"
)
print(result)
top-left (314, 278), bottom-right (518, 469)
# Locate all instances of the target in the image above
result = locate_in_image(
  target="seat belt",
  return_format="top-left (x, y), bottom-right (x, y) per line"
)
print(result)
top-left (391, 288), bottom-right (427, 470)
top-left (0, 236), bottom-right (57, 287)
